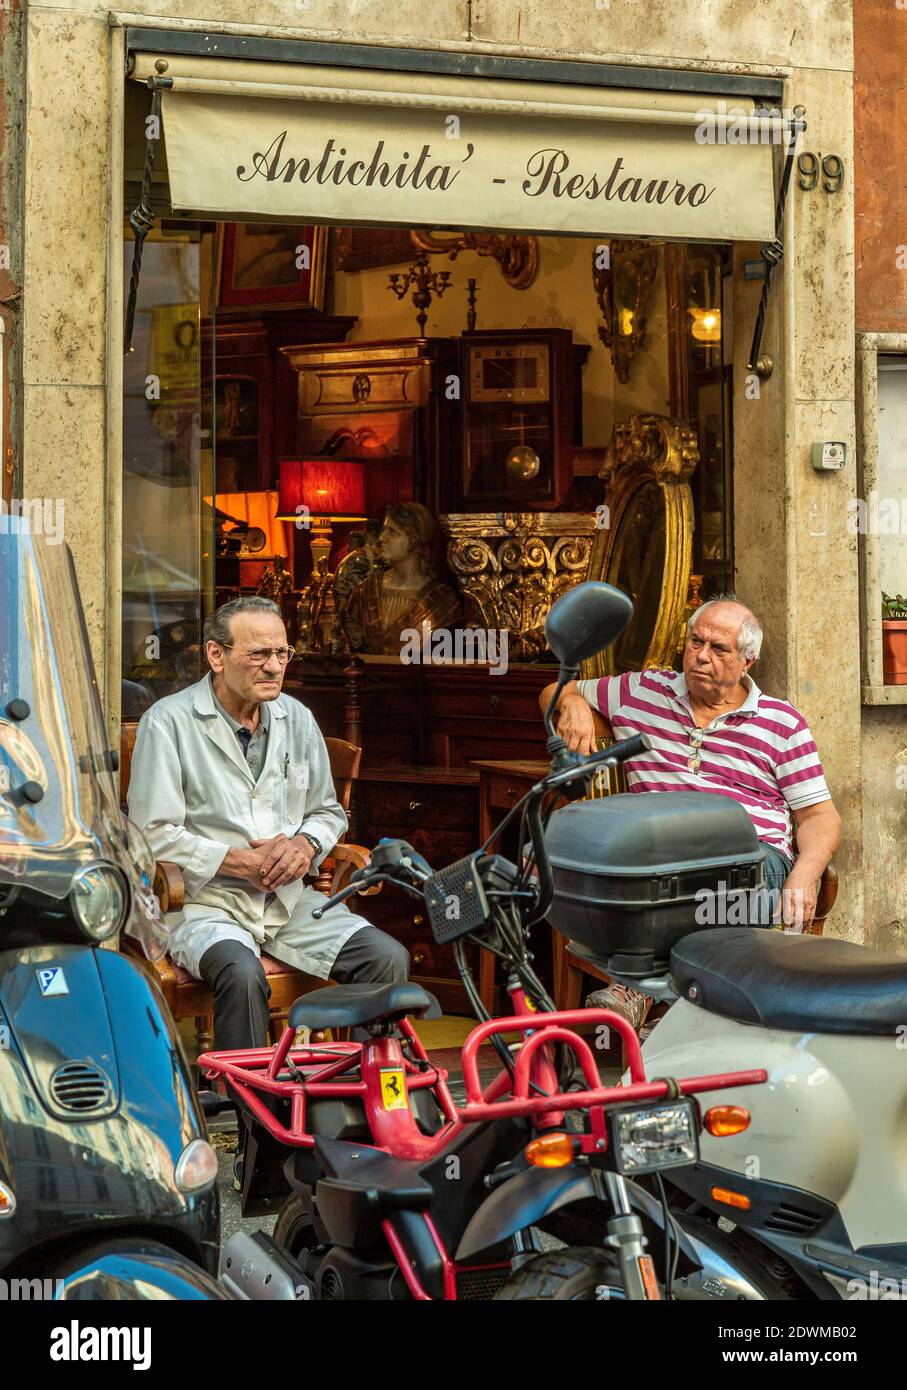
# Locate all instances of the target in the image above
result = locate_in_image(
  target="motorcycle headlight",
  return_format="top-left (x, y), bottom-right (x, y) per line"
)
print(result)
top-left (607, 1097), bottom-right (700, 1175)
top-left (68, 864), bottom-right (129, 941)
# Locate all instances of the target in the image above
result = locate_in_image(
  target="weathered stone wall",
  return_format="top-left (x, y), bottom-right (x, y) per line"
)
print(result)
top-left (854, 0), bottom-right (907, 333)
top-left (861, 706), bottom-right (907, 955)
top-left (852, 1), bottom-right (907, 952)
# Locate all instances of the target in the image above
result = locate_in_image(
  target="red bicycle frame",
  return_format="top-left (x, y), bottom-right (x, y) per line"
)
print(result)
top-left (199, 982), bottom-right (766, 1163)
top-left (200, 981), bottom-right (766, 1301)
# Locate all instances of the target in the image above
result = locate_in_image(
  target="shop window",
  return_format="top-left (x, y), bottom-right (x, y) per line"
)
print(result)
top-left (858, 340), bottom-right (907, 700)
top-left (665, 244), bottom-right (735, 597)
top-left (121, 224), bottom-right (215, 717)
top-left (877, 361), bottom-right (907, 598)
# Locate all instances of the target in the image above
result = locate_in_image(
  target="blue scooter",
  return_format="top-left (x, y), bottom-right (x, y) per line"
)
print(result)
top-left (0, 524), bottom-right (224, 1298)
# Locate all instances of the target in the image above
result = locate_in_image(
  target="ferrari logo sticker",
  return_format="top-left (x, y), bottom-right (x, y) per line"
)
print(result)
top-left (380, 1069), bottom-right (409, 1111)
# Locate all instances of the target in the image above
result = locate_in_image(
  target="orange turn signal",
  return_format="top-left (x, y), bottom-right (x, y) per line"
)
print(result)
top-left (710, 1185), bottom-right (751, 1212)
top-left (704, 1105), bottom-right (751, 1138)
top-left (525, 1133), bottom-right (576, 1169)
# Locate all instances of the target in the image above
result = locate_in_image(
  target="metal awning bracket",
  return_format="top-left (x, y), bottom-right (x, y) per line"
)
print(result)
top-left (746, 106), bottom-right (807, 378)
top-left (123, 76), bottom-right (172, 355)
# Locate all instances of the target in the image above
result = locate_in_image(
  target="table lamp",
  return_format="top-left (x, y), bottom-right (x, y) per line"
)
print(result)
top-left (276, 458), bottom-right (367, 574)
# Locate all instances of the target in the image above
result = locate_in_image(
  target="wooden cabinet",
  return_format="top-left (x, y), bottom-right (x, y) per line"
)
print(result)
top-left (286, 660), bottom-right (551, 770)
top-left (205, 310), bottom-right (357, 492)
top-left (281, 338), bottom-right (461, 525)
top-left (352, 766), bottom-right (480, 1014)
top-left (283, 661), bottom-right (555, 1011)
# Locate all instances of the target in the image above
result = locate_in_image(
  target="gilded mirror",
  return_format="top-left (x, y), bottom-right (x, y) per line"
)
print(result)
top-left (583, 413), bottom-right (698, 678)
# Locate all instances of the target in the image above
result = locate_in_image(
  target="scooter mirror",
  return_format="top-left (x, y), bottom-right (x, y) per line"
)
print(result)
top-left (545, 581), bottom-right (634, 668)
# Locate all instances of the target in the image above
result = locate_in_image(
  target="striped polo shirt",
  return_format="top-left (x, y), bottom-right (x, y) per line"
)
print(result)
top-left (576, 670), bottom-right (831, 861)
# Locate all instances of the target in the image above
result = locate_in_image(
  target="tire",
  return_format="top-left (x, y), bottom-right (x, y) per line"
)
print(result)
top-left (272, 1194), bottom-right (327, 1263)
top-left (494, 1247), bottom-right (627, 1301)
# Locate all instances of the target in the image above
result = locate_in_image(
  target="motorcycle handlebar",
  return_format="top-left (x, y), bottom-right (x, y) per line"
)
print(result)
top-left (601, 731), bottom-right (649, 765)
top-left (312, 737), bottom-right (651, 922)
top-left (312, 838), bottom-right (432, 919)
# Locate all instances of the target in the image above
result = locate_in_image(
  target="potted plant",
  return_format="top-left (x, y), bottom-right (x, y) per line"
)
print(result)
top-left (882, 592), bottom-right (907, 684)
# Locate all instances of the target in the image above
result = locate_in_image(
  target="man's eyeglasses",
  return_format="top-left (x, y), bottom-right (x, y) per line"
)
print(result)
top-left (219, 644), bottom-right (295, 667)
top-left (687, 726), bottom-right (705, 774)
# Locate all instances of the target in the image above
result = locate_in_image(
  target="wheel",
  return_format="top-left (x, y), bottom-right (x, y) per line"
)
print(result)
top-left (494, 1247), bottom-right (627, 1301)
top-left (272, 1194), bottom-right (328, 1263)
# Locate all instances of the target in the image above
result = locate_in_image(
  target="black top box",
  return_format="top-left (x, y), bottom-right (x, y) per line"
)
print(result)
top-left (545, 790), bottom-right (766, 977)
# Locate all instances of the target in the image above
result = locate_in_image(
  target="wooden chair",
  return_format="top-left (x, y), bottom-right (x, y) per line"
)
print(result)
top-left (551, 708), bottom-right (839, 1011)
top-left (120, 724), bottom-right (380, 1055)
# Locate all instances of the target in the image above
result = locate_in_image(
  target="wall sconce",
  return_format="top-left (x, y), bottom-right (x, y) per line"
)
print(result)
top-left (688, 307), bottom-right (722, 343)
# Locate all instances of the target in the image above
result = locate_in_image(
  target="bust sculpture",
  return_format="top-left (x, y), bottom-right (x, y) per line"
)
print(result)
top-left (344, 502), bottom-right (464, 656)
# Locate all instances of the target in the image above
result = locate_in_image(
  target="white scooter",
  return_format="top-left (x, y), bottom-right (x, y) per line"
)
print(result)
top-left (635, 926), bottom-right (907, 1300)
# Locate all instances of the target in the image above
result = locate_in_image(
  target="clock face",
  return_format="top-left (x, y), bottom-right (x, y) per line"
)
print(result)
top-left (469, 343), bottom-right (550, 403)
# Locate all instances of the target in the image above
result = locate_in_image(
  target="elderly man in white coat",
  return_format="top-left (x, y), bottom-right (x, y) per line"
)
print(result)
top-left (128, 596), bottom-right (409, 1064)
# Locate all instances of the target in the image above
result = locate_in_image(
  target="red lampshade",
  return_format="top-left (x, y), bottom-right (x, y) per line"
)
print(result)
top-left (277, 459), bottom-right (367, 521)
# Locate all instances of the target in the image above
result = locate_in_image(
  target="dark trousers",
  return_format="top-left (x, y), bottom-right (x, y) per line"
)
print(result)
top-left (752, 844), bottom-right (795, 927)
top-left (197, 925), bottom-right (411, 1053)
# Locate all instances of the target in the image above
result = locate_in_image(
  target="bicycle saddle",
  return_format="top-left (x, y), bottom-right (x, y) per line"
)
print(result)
top-left (289, 981), bottom-right (437, 1031)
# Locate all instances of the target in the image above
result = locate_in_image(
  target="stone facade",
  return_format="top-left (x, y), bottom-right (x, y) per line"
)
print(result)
top-left (852, 0), bottom-right (907, 954)
top-left (3, 2), bottom-right (886, 943)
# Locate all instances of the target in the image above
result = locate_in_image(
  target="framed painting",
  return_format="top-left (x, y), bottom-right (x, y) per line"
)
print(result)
top-left (333, 227), bottom-right (415, 272)
top-left (217, 223), bottom-right (327, 309)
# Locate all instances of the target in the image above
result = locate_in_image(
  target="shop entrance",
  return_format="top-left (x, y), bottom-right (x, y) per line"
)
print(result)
top-left (120, 36), bottom-right (777, 1010)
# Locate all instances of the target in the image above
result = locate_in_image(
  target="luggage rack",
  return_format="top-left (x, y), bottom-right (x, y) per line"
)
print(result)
top-left (199, 1008), bottom-right (767, 1155)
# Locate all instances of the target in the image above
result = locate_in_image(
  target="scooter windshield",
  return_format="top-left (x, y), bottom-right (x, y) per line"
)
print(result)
top-left (0, 526), bottom-right (167, 958)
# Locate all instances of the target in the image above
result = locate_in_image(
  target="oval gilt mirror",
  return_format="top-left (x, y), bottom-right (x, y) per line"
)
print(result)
top-left (583, 413), bottom-right (698, 679)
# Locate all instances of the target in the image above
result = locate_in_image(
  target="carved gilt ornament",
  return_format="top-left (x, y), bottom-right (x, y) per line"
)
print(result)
top-left (444, 512), bottom-right (596, 659)
top-left (410, 230), bottom-right (539, 289)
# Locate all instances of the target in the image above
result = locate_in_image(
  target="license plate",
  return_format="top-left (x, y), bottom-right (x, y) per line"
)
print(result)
top-left (607, 1097), bottom-right (699, 1175)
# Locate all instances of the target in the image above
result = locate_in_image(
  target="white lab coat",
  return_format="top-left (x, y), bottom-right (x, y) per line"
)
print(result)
top-left (128, 675), bottom-right (368, 979)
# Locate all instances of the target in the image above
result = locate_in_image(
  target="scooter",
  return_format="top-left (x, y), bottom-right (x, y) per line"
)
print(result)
top-left (201, 581), bottom-right (773, 1300)
top-left (0, 524), bottom-right (225, 1299)
top-left (635, 926), bottom-right (907, 1300)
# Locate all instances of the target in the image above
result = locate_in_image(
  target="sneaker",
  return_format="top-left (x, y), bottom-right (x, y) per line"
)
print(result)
top-left (233, 1149), bottom-right (244, 1194)
top-left (585, 982), bottom-right (653, 1032)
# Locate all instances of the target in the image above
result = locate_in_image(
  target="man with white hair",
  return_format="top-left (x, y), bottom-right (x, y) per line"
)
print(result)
top-left (541, 594), bottom-right (841, 933)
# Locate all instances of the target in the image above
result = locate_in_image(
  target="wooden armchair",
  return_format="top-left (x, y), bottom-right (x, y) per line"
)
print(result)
top-left (552, 709), bottom-right (839, 1011)
top-left (120, 726), bottom-right (380, 1054)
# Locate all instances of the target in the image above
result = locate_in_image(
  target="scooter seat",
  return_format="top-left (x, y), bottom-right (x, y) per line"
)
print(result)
top-left (289, 981), bottom-right (436, 1031)
top-left (670, 927), bottom-right (907, 1036)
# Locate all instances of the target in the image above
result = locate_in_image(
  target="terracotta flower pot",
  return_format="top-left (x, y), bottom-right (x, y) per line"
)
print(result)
top-left (882, 619), bottom-right (907, 684)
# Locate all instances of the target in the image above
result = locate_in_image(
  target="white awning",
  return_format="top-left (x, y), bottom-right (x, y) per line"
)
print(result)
top-left (130, 54), bottom-right (777, 242)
